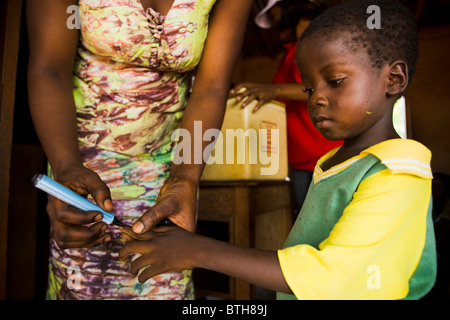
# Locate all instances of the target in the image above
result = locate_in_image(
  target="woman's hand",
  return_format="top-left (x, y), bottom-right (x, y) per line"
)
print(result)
top-left (47, 165), bottom-right (114, 248)
top-left (131, 177), bottom-right (197, 234)
top-left (119, 225), bottom-right (200, 283)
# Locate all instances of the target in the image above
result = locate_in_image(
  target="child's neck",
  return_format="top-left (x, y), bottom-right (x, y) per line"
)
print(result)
top-left (321, 145), bottom-right (364, 171)
top-left (320, 130), bottom-right (401, 172)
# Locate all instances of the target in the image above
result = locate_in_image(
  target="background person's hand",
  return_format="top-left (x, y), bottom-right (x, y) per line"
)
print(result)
top-left (230, 82), bottom-right (279, 111)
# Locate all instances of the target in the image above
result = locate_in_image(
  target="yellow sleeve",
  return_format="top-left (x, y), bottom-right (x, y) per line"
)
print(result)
top-left (278, 169), bottom-right (432, 299)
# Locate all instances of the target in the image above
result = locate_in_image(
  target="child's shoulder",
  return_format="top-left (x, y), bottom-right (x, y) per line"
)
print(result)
top-left (361, 139), bottom-right (432, 179)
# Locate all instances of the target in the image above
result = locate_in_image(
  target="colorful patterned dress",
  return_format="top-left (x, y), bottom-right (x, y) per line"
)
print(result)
top-left (46, 0), bottom-right (217, 300)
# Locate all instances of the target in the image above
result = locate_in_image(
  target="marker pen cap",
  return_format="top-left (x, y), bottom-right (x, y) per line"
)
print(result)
top-left (32, 174), bottom-right (115, 225)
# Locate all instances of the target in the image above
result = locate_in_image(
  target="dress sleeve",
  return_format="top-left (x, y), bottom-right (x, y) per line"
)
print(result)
top-left (277, 169), bottom-right (432, 299)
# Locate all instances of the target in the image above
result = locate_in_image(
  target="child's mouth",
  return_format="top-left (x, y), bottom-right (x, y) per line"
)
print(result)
top-left (314, 116), bottom-right (333, 129)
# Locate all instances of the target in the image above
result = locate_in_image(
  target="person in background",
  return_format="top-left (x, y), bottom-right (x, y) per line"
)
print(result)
top-left (27, 0), bottom-right (252, 299)
top-left (119, 0), bottom-right (437, 300)
top-left (231, 0), bottom-right (342, 213)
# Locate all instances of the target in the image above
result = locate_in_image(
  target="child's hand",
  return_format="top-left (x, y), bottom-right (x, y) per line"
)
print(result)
top-left (118, 225), bottom-right (200, 283)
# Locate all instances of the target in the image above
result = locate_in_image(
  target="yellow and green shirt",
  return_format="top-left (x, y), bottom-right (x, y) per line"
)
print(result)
top-left (277, 139), bottom-right (437, 300)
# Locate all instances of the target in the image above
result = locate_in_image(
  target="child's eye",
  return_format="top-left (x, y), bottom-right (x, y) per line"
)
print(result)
top-left (328, 78), bottom-right (346, 87)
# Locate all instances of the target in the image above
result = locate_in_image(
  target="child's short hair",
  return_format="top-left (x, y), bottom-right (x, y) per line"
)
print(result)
top-left (299, 0), bottom-right (419, 83)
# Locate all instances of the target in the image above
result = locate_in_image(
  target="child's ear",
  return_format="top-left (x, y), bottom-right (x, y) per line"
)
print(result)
top-left (386, 60), bottom-right (408, 97)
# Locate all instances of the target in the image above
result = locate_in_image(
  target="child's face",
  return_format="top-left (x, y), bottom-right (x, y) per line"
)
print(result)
top-left (296, 34), bottom-right (395, 143)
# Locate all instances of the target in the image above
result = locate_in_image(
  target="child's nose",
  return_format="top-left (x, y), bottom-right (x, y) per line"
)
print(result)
top-left (309, 91), bottom-right (328, 108)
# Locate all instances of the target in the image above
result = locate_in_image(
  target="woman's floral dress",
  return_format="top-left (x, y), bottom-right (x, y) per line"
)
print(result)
top-left (46, 0), bottom-right (217, 300)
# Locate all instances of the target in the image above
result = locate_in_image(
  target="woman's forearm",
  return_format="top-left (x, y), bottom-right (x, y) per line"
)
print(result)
top-left (28, 70), bottom-right (82, 177)
top-left (168, 90), bottom-right (228, 185)
top-left (26, 0), bottom-right (82, 178)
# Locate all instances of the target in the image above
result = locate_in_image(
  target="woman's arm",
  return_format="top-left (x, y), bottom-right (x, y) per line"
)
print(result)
top-left (131, 0), bottom-right (254, 233)
top-left (27, 0), bottom-right (81, 176)
top-left (27, 0), bottom-right (113, 248)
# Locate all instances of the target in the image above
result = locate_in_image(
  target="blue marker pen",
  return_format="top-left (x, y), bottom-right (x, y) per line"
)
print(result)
top-left (32, 173), bottom-right (124, 227)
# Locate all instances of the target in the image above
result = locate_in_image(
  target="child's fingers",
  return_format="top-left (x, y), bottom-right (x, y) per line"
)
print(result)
top-left (138, 264), bottom-right (166, 284)
top-left (119, 225), bottom-right (150, 240)
top-left (129, 252), bottom-right (155, 275)
top-left (120, 232), bottom-right (136, 244)
top-left (119, 239), bottom-right (150, 261)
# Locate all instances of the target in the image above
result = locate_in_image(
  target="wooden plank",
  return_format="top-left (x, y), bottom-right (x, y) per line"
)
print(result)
top-left (252, 183), bottom-right (291, 213)
top-left (198, 186), bottom-right (236, 217)
top-left (232, 186), bottom-right (252, 300)
top-left (0, 0), bottom-right (23, 299)
top-left (255, 207), bottom-right (293, 251)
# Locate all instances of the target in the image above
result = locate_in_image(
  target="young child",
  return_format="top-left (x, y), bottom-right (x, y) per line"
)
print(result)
top-left (119, 0), bottom-right (437, 300)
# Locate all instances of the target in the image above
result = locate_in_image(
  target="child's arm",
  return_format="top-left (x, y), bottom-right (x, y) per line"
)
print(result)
top-left (118, 226), bottom-right (292, 294)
